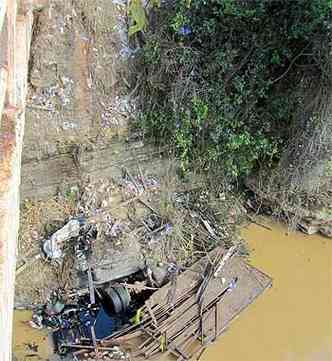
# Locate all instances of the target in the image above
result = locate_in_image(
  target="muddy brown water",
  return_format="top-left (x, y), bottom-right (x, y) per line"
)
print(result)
top-left (201, 220), bottom-right (332, 361)
top-left (12, 311), bottom-right (49, 361)
top-left (13, 220), bottom-right (332, 361)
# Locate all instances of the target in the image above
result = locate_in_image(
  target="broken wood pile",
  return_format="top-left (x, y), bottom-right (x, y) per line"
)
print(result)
top-left (104, 246), bottom-right (272, 360)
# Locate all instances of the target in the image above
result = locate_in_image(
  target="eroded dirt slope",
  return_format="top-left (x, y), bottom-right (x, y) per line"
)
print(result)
top-left (22, 0), bottom-right (146, 199)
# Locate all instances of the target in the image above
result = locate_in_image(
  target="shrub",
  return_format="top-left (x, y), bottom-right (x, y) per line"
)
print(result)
top-left (135, 0), bottom-right (332, 178)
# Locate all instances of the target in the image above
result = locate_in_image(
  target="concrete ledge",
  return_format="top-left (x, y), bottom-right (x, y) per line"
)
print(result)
top-left (0, 2), bottom-right (33, 361)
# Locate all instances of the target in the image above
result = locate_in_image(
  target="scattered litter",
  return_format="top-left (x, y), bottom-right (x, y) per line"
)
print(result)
top-left (42, 238), bottom-right (63, 259)
top-left (112, 0), bottom-right (127, 6)
top-left (119, 46), bottom-right (139, 59)
top-left (16, 254), bottom-right (41, 276)
top-left (19, 176), bottom-right (271, 360)
top-left (42, 218), bottom-right (85, 260)
top-left (201, 218), bottom-right (216, 237)
top-left (29, 313), bottom-right (43, 330)
top-left (28, 76), bottom-right (74, 112)
top-left (62, 121), bottom-right (79, 130)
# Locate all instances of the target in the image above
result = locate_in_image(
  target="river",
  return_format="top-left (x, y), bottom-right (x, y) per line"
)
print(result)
top-left (202, 220), bottom-right (332, 361)
top-left (13, 220), bottom-right (332, 361)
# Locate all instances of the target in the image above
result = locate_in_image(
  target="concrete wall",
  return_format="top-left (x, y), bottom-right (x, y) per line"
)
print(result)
top-left (0, 1), bottom-right (33, 360)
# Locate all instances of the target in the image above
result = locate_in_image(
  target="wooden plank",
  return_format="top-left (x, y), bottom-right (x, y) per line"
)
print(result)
top-left (133, 247), bottom-right (272, 360)
top-left (144, 290), bottom-right (222, 354)
top-left (141, 261), bottom-right (231, 343)
top-left (105, 247), bottom-right (271, 361)
top-left (146, 301), bottom-right (217, 359)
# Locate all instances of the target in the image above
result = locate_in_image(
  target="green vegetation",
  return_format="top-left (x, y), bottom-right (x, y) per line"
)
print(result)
top-left (134, 0), bottom-right (332, 179)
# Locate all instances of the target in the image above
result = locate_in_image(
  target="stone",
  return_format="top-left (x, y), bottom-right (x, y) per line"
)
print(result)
top-left (298, 222), bottom-right (319, 235)
top-left (319, 224), bottom-right (332, 238)
top-left (151, 265), bottom-right (169, 287)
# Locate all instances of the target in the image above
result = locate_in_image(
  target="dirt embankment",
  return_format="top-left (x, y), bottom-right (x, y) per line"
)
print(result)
top-left (22, 0), bottom-right (153, 200)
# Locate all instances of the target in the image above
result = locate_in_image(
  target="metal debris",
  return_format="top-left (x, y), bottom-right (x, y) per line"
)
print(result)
top-left (105, 246), bottom-right (271, 361)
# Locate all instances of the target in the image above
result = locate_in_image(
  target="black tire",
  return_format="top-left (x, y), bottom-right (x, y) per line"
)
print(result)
top-left (107, 287), bottom-right (123, 314)
top-left (114, 286), bottom-right (130, 312)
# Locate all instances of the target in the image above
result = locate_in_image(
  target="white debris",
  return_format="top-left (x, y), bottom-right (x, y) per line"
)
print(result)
top-left (42, 219), bottom-right (82, 259)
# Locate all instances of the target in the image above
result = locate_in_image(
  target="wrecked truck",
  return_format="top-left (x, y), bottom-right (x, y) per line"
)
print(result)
top-left (34, 218), bottom-right (271, 360)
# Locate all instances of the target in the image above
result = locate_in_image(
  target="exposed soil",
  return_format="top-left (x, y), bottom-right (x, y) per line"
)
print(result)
top-left (22, 0), bottom-right (137, 200)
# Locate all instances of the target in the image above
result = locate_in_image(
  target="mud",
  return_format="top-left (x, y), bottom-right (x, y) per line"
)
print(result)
top-left (12, 310), bottom-right (50, 361)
